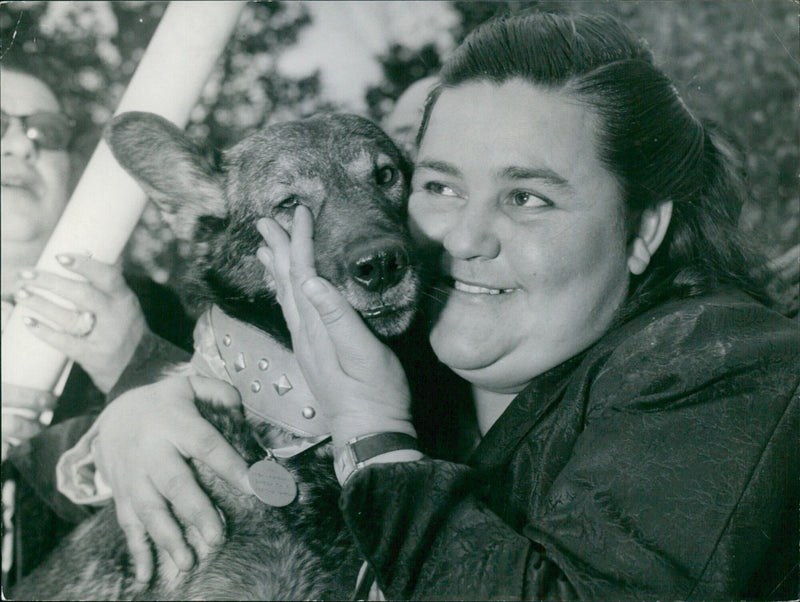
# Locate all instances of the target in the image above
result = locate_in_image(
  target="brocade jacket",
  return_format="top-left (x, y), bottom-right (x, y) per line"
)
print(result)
top-left (341, 290), bottom-right (799, 600)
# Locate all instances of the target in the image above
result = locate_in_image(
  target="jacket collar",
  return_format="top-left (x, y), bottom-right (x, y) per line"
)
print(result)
top-left (465, 291), bottom-right (727, 470)
top-left (468, 352), bottom-right (587, 470)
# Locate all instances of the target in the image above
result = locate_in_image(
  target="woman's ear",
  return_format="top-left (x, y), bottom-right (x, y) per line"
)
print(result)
top-left (627, 200), bottom-right (673, 275)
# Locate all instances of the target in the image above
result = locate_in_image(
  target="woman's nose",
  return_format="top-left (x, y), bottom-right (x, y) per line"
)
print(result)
top-left (1, 119), bottom-right (37, 161)
top-left (442, 202), bottom-right (500, 260)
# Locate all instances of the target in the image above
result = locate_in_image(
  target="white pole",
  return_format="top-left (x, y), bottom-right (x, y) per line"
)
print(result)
top-left (2, 1), bottom-right (245, 392)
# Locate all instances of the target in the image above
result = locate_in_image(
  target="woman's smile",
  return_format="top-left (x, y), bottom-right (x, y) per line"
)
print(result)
top-left (409, 79), bottom-right (632, 391)
top-left (448, 277), bottom-right (517, 296)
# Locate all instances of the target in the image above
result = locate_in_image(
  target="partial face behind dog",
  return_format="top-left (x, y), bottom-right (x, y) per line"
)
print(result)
top-left (106, 111), bottom-right (419, 339)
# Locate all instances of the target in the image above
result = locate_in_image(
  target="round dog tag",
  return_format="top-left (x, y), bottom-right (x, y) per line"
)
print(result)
top-left (248, 459), bottom-right (298, 507)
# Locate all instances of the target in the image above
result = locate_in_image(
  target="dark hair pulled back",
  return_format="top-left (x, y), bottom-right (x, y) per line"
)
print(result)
top-left (418, 12), bottom-right (771, 319)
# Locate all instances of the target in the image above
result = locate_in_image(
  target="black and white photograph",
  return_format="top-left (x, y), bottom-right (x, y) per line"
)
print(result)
top-left (1, 1), bottom-right (798, 600)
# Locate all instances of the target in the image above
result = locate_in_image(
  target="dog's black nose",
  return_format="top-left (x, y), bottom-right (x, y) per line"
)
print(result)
top-left (349, 245), bottom-right (409, 293)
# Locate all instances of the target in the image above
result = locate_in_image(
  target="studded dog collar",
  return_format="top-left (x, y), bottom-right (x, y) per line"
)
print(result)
top-left (190, 305), bottom-right (329, 437)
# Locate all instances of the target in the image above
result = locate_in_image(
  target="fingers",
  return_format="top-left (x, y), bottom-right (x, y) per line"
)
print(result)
top-left (92, 377), bottom-right (250, 581)
top-left (16, 287), bottom-right (94, 335)
top-left (119, 465), bottom-right (221, 583)
top-left (176, 410), bottom-right (253, 497)
top-left (183, 376), bottom-right (253, 495)
top-left (288, 205), bottom-right (317, 285)
top-left (287, 207), bottom-right (331, 339)
top-left (1, 382), bottom-right (57, 412)
top-left (1, 412), bottom-right (43, 443)
top-left (149, 453), bottom-right (225, 549)
top-left (300, 277), bottom-right (352, 327)
top-left (188, 375), bottom-right (243, 411)
top-left (299, 276), bottom-right (381, 375)
top-left (55, 253), bottom-right (128, 294)
top-left (2, 382), bottom-right (54, 445)
top-left (16, 261), bottom-right (146, 392)
top-left (256, 217), bottom-right (300, 332)
top-left (258, 206), bottom-right (326, 330)
top-left (19, 315), bottom-right (93, 358)
top-left (116, 476), bottom-right (195, 578)
top-left (115, 503), bottom-right (155, 584)
top-left (256, 218), bottom-right (292, 296)
top-left (17, 268), bottom-right (106, 311)
top-left (257, 207), bottom-right (377, 375)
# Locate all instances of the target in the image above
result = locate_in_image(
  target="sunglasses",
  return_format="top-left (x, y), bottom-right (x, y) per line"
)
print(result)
top-left (1, 110), bottom-right (75, 151)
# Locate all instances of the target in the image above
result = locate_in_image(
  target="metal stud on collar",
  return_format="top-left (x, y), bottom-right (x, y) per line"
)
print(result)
top-left (273, 374), bottom-right (293, 396)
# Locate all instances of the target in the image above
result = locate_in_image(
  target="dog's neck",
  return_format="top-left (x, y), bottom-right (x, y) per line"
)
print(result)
top-left (200, 271), bottom-right (293, 348)
top-left (191, 305), bottom-right (329, 437)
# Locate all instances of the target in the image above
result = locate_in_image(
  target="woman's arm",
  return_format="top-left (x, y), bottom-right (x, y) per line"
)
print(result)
top-left (339, 299), bottom-right (800, 600)
top-left (342, 459), bottom-right (579, 600)
top-left (106, 326), bottom-right (191, 402)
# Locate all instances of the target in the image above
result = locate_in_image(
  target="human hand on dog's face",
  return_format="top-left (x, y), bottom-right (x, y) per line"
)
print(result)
top-left (256, 206), bottom-right (416, 447)
top-left (92, 375), bottom-right (253, 584)
top-left (14, 253), bottom-right (148, 393)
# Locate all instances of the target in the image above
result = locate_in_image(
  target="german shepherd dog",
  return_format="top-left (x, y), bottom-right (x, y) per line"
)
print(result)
top-left (11, 112), bottom-right (422, 600)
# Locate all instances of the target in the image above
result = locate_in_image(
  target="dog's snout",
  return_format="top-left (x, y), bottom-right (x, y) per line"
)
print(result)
top-left (348, 244), bottom-right (409, 293)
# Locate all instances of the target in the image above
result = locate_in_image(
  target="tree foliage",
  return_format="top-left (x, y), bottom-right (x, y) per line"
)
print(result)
top-left (2, 1), bottom-right (796, 293)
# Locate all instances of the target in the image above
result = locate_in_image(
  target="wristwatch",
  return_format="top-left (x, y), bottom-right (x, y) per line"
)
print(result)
top-left (334, 432), bottom-right (421, 486)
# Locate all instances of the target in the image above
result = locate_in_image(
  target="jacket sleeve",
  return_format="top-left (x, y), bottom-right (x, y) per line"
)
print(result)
top-left (341, 458), bottom-right (579, 600)
top-left (339, 300), bottom-right (799, 600)
top-left (107, 329), bottom-right (191, 402)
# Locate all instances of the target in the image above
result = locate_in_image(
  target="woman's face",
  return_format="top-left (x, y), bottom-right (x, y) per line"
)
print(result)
top-left (409, 80), bottom-right (632, 394)
top-left (1, 70), bottom-right (71, 253)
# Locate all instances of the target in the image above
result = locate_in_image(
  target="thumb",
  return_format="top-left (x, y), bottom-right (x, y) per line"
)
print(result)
top-left (188, 375), bottom-right (243, 411)
top-left (300, 277), bottom-right (381, 363)
top-left (301, 277), bottom-right (351, 327)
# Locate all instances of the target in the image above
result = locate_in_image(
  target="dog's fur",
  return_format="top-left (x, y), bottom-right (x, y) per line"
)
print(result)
top-left (11, 112), bottom-right (422, 600)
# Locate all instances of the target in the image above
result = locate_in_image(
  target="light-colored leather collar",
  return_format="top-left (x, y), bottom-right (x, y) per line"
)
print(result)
top-left (190, 305), bottom-right (330, 437)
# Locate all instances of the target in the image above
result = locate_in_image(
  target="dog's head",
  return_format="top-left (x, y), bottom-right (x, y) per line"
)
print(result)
top-left (106, 112), bottom-right (420, 340)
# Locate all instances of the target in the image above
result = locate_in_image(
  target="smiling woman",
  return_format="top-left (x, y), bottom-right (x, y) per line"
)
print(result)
top-left (47, 8), bottom-right (799, 601)
top-left (409, 81), bottom-right (634, 406)
top-left (257, 11), bottom-right (797, 600)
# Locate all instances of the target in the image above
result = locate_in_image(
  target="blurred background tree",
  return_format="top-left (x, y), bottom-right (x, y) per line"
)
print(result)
top-left (1, 1), bottom-right (797, 310)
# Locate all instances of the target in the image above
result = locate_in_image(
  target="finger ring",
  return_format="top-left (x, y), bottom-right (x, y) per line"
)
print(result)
top-left (73, 310), bottom-right (96, 338)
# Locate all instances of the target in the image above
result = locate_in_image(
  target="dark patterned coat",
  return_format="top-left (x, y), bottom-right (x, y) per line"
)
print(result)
top-left (341, 290), bottom-right (799, 600)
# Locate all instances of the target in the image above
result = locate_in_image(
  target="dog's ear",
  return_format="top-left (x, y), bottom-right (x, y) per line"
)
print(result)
top-left (105, 112), bottom-right (226, 239)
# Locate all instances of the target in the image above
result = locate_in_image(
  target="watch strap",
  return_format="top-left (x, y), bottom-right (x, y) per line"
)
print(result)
top-left (334, 432), bottom-right (420, 486)
top-left (350, 432), bottom-right (418, 462)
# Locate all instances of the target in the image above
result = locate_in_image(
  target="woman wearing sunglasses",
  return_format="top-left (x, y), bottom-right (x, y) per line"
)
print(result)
top-left (1, 63), bottom-right (194, 587)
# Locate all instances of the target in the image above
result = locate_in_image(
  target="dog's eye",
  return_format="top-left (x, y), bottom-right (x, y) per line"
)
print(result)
top-left (277, 196), bottom-right (299, 211)
top-left (376, 165), bottom-right (398, 187)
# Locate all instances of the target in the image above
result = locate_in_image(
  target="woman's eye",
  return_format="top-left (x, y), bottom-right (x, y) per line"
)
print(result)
top-left (508, 190), bottom-right (550, 208)
top-left (423, 181), bottom-right (458, 197)
top-left (376, 165), bottom-right (398, 186)
top-left (276, 196), bottom-right (299, 211)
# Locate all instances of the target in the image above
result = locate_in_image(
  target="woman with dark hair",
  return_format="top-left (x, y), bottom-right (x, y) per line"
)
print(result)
top-left (84, 11), bottom-right (797, 600)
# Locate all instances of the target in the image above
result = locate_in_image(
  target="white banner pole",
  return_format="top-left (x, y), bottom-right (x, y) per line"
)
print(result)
top-left (2, 1), bottom-right (245, 392)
